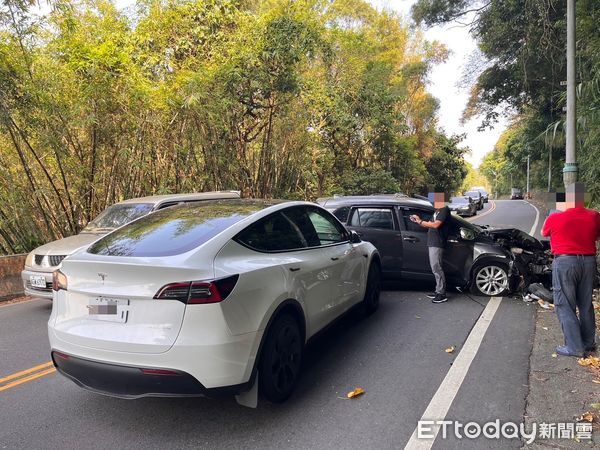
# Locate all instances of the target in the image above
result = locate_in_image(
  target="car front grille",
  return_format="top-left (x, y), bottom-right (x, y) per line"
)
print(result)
top-left (34, 254), bottom-right (44, 265)
top-left (49, 255), bottom-right (66, 267)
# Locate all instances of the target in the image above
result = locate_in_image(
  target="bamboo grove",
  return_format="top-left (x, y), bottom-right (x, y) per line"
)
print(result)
top-left (0, 0), bottom-right (470, 254)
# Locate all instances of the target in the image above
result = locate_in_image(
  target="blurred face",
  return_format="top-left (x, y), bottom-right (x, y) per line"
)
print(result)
top-left (548, 192), bottom-right (566, 211)
top-left (432, 192), bottom-right (446, 209)
top-left (565, 183), bottom-right (586, 209)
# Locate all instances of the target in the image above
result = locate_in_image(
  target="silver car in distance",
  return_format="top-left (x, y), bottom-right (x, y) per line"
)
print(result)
top-left (48, 200), bottom-right (381, 406)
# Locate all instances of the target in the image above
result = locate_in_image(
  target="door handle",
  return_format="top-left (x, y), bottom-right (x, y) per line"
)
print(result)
top-left (289, 267), bottom-right (301, 272)
top-left (448, 239), bottom-right (458, 243)
top-left (403, 236), bottom-right (419, 243)
top-left (331, 257), bottom-right (339, 261)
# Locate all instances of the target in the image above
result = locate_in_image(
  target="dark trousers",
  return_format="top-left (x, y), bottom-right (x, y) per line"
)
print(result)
top-left (552, 255), bottom-right (597, 354)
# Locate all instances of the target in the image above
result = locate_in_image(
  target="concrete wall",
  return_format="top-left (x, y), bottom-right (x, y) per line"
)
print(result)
top-left (0, 254), bottom-right (26, 300)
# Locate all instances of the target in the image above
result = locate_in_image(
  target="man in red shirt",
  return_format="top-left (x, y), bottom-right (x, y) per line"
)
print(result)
top-left (541, 182), bottom-right (600, 357)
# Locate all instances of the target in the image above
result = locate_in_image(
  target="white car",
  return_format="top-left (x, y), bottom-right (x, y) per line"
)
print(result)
top-left (22, 191), bottom-right (240, 298)
top-left (48, 200), bottom-right (380, 405)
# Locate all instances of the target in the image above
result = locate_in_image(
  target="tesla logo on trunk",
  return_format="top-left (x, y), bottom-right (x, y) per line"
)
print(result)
top-left (98, 273), bottom-right (108, 283)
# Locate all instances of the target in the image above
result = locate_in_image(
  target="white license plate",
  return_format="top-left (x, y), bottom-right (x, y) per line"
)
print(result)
top-left (30, 275), bottom-right (47, 288)
top-left (88, 298), bottom-right (130, 323)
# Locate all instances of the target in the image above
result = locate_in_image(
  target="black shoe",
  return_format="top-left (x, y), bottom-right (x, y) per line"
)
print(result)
top-left (426, 292), bottom-right (437, 299)
top-left (432, 293), bottom-right (448, 303)
top-left (585, 344), bottom-right (597, 353)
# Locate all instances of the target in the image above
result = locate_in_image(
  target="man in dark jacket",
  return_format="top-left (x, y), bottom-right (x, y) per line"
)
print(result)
top-left (541, 182), bottom-right (600, 357)
top-left (410, 192), bottom-right (450, 303)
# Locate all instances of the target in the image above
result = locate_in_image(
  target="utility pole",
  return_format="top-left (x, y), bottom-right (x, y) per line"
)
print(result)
top-left (548, 147), bottom-right (552, 191)
top-left (526, 155), bottom-right (530, 195)
top-left (563, 0), bottom-right (578, 186)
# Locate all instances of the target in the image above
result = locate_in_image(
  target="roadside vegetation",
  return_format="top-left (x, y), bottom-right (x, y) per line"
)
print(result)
top-left (0, 0), bottom-right (470, 254)
top-left (413, 0), bottom-right (600, 206)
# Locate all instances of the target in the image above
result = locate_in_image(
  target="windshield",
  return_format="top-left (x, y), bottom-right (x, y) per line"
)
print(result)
top-left (83, 203), bottom-right (154, 232)
top-left (88, 200), bottom-right (273, 257)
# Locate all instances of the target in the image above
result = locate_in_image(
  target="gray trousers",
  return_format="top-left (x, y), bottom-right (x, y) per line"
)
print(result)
top-left (428, 247), bottom-right (446, 295)
top-left (552, 255), bottom-right (597, 354)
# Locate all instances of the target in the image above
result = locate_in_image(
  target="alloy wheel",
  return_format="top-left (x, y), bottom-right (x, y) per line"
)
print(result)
top-left (269, 321), bottom-right (301, 395)
top-left (475, 265), bottom-right (509, 296)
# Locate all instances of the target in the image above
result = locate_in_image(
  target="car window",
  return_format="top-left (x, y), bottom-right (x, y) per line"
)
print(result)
top-left (331, 206), bottom-right (351, 224)
top-left (306, 208), bottom-right (347, 245)
top-left (401, 208), bottom-right (433, 233)
top-left (236, 212), bottom-right (307, 252)
top-left (349, 208), bottom-right (395, 230)
top-left (281, 207), bottom-right (321, 247)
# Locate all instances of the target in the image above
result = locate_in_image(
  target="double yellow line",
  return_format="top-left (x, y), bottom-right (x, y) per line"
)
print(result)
top-left (466, 200), bottom-right (497, 222)
top-left (0, 361), bottom-right (55, 392)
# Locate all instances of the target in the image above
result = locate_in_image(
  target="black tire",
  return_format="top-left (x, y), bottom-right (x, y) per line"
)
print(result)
top-left (258, 313), bottom-right (303, 403)
top-left (360, 262), bottom-right (381, 316)
top-left (471, 262), bottom-right (510, 297)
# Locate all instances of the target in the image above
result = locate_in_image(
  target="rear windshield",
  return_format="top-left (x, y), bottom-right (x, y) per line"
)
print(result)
top-left (464, 191), bottom-right (480, 197)
top-left (451, 197), bottom-right (469, 204)
top-left (88, 200), bottom-right (272, 257)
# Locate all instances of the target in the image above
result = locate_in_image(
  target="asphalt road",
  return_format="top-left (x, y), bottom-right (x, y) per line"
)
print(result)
top-left (0, 200), bottom-right (543, 449)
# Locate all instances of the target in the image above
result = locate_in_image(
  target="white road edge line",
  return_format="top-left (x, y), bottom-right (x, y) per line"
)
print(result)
top-left (524, 200), bottom-right (540, 237)
top-left (404, 296), bottom-right (503, 450)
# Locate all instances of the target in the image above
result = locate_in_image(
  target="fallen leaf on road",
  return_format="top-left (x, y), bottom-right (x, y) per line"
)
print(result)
top-left (575, 411), bottom-right (595, 423)
top-left (415, 315), bottom-right (421, 319)
top-left (347, 387), bottom-right (365, 399)
top-left (542, 327), bottom-right (548, 331)
top-left (537, 300), bottom-right (554, 309)
top-left (592, 379), bottom-right (600, 384)
top-left (577, 356), bottom-right (600, 368)
top-left (591, 403), bottom-right (600, 410)
top-left (551, 353), bottom-right (558, 358)
top-left (445, 346), bottom-right (455, 353)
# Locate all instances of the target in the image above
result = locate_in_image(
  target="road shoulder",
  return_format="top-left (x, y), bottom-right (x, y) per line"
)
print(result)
top-left (523, 303), bottom-right (599, 448)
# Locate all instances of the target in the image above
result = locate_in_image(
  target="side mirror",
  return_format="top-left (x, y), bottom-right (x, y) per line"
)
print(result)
top-left (459, 227), bottom-right (475, 241)
top-left (350, 230), bottom-right (362, 244)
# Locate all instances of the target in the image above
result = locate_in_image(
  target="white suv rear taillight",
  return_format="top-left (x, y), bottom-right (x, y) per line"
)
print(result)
top-left (154, 275), bottom-right (239, 304)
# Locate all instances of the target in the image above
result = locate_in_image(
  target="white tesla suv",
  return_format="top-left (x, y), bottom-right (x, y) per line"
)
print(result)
top-left (48, 200), bottom-right (380, 405)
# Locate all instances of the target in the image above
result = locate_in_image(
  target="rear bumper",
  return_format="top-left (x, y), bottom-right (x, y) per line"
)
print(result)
top-left (48, 320), bottom-right (262, 390)
top-left (51, 351), bottom-right (249, 398)
top-left (21, 269), bottom-right (53, 299)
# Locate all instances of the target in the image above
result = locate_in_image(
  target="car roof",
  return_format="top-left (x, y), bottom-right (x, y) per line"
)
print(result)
top-left (117, 191), bottom-right (241, 206)
top-left (317, 195), bottom-right (432, 208)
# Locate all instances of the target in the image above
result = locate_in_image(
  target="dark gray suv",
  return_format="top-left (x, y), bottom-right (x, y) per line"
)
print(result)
top-left (318, 195), bottom-right (519, 296)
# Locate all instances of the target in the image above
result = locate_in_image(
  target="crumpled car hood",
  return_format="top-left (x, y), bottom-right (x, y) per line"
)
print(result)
top-left (486, 228), bottom-right (547, 251)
